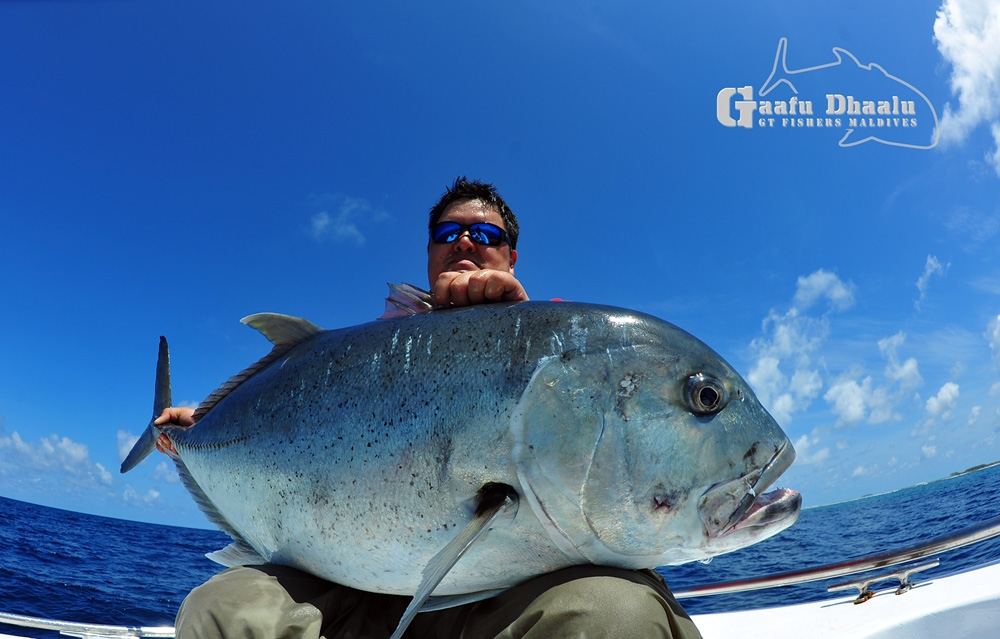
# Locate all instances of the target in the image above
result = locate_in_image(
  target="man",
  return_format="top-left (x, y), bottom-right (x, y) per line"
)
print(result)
top-left (160, 178), bottom-right (702, 638)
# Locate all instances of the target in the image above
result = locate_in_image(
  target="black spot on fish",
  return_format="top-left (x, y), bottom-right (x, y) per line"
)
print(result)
top-left (744, 442), bottom-right (759, 461)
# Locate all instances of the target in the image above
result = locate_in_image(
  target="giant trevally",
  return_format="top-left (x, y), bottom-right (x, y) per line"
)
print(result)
top-left (122, 291), bottom-right (800, 634)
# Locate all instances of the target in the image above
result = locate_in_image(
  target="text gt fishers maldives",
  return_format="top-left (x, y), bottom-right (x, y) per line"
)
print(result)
top-left (121, 177), bottom-right (802, 639)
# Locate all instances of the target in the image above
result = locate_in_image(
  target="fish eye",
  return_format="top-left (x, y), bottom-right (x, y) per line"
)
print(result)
top-left (685, 374), bottom-right (728, 415)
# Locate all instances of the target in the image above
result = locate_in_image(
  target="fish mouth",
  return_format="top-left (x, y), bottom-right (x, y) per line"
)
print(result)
top-left (698, 440), bottom-right (800, 539)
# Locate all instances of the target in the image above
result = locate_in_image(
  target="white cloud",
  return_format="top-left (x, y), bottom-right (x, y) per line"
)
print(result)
top-left (310, 211), bottom-right (330, 236)
top-left (749, 273), bottom-right (852, 423)
top-left (945, 207), bottom-right (1000, 250)
top-left (824, 376), bottom-right (872, 424)
top-left (933, 0), bottom-right (1000, 174)
top-left (95, 463), bottom-right (113, 486)
top-left (969, 405), bottom-right (982, 424)
top-left (808, 331), bottom-right (928, 427)
top-left (926, 382), bottom-right (960, 419)
top-left (0, 430), bottom-right (113, 487)
top-left (992, 123), bottom-right (1000, 176)
top-left (123, 486), bottom-right (161, 505)
top-left (309, 195), bottom-right (387, 245)
top-left (793, 270), bottom-right (855, 312)
top-left (922, 443), bottom-right (938, 459)
top-left (991, 381), bottom-right (1000, 396)
top-left (852, 465), bottom-right (870, 477)
top-left (878, 332), bottom-right (923, 390)
top-left (970, 274), bottom-right (1000, 295)
top-left (987, 314), bottom-right (1000, 364)
top-left (41, 435), bottom-right (88, 466)
top-left (888, 358), bottom-right (921, 389)
top-left (914, 255), bottom-right (949, 310)
top-left (748, 356), bottom-right (784, 403)
top-left (867, 386), bottom-right (897, 425)
top-left (117, 429), bottom-right (139, 462)
top-left (790, 369), bottom-right (822, 402)
top-left (793, 433), bottom-right (830, 465)
top-left (4, 431), bottom-right (32, 456)
top-left (154, 461), bottom-right (180, 484)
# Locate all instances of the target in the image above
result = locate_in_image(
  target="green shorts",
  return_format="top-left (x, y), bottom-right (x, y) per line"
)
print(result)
top-left (175, 564), bottom-right (703, 639)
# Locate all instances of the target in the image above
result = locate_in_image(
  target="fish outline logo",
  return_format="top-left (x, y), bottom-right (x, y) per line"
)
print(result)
top-left (758, 37), bottom-right (940, 150)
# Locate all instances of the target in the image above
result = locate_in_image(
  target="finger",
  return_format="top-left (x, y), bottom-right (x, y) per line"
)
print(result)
top-left (502, 281), bottom-right (529, 302)
top-left (432, 273), bottom-right (459, 307)
top-left (153, 408), bottom-right (172, 425)
top-left (467, 272), bottom-right (489, 304)
top-left (448, 273), bottom-right (471, 307)
top-left (176, 407), bottom-right (196, 427)
top-left (483, 272), bottom-right (508, 301)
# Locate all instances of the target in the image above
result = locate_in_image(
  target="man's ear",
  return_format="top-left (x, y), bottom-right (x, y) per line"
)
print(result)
top-left (509, 249), bottom-right (518, 272)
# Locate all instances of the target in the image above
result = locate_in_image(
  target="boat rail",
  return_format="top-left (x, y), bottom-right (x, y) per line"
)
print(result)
top-left (0, 611), bottom-right (173, 638)
top-left (674, 513), bottom-right (1000, 598)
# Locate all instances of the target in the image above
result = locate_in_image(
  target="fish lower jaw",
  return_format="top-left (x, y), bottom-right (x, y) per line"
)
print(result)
top-left (718, 487), bottom-right (801, 537)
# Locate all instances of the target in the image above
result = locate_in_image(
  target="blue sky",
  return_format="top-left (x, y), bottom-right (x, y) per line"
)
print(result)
top-left (2, 0), bottom-right (999, 529)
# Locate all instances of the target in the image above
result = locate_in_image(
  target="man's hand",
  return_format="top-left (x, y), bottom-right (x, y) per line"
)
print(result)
top-left (153, 406), bottom-right (196, 455)
top-left (432, 270), bottom-right (529, 308)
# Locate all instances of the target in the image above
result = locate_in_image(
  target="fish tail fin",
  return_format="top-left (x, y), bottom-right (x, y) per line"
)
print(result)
top-left (120, 336), bottom-right (172, 473)
top-left (760, 37), bottom-right (795, 97)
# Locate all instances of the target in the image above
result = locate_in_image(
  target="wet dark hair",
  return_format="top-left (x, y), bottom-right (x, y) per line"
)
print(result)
top-left (428, 177), bottom-right (519, 250)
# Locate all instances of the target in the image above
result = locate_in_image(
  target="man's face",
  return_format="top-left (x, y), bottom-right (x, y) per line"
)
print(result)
top-left (427, 199), bottom-right (517, 286)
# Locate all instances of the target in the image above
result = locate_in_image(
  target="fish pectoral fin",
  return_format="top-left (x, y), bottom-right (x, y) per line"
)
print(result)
top-left (419, 589), bottom-right (507, 613)
top-left (388, 483), bottom-right (518, 639)
top-left (379, 282), bottom-right (433, 319)
top-left (241, 313), bottom-right (322, 347)
top-left (206, 541), bottom-right (267, 567)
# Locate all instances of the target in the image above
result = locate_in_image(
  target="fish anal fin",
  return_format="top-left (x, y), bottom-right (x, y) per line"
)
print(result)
top-left (388, 483), bottom-right (518, 639)
top-left (206, 541), bottom-right (267, 568)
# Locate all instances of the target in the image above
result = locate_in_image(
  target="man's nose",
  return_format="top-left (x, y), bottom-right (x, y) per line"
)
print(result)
top-left (452, 232), bottom-right (477, 251)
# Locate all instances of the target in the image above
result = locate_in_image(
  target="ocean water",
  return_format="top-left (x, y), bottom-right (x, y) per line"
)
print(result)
top-left (3, 464), bottom-right (1000, 637)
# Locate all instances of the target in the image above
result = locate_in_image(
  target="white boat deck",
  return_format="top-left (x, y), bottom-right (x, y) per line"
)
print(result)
top-left (692, 560), bottom-right (1000, 639)
top-left (2, 561), bottom-right (999, 638)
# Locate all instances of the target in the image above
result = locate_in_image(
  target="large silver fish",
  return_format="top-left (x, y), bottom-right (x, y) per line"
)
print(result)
top-left (123, 297), bottom-right (800, 618)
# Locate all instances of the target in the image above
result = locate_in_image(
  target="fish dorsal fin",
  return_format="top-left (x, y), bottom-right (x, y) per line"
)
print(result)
top-left (388, 483), bottom-right (518, 639)
top-left (379, 282), bottom-right (433, 319)
top-left (241, 313), bottom-right (322, 346)
top-left (191, 314), bottom-right (323, 421)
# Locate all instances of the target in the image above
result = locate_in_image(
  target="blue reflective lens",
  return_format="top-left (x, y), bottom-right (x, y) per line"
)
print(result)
top-left (431, 222), bottom-right (508, 246)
